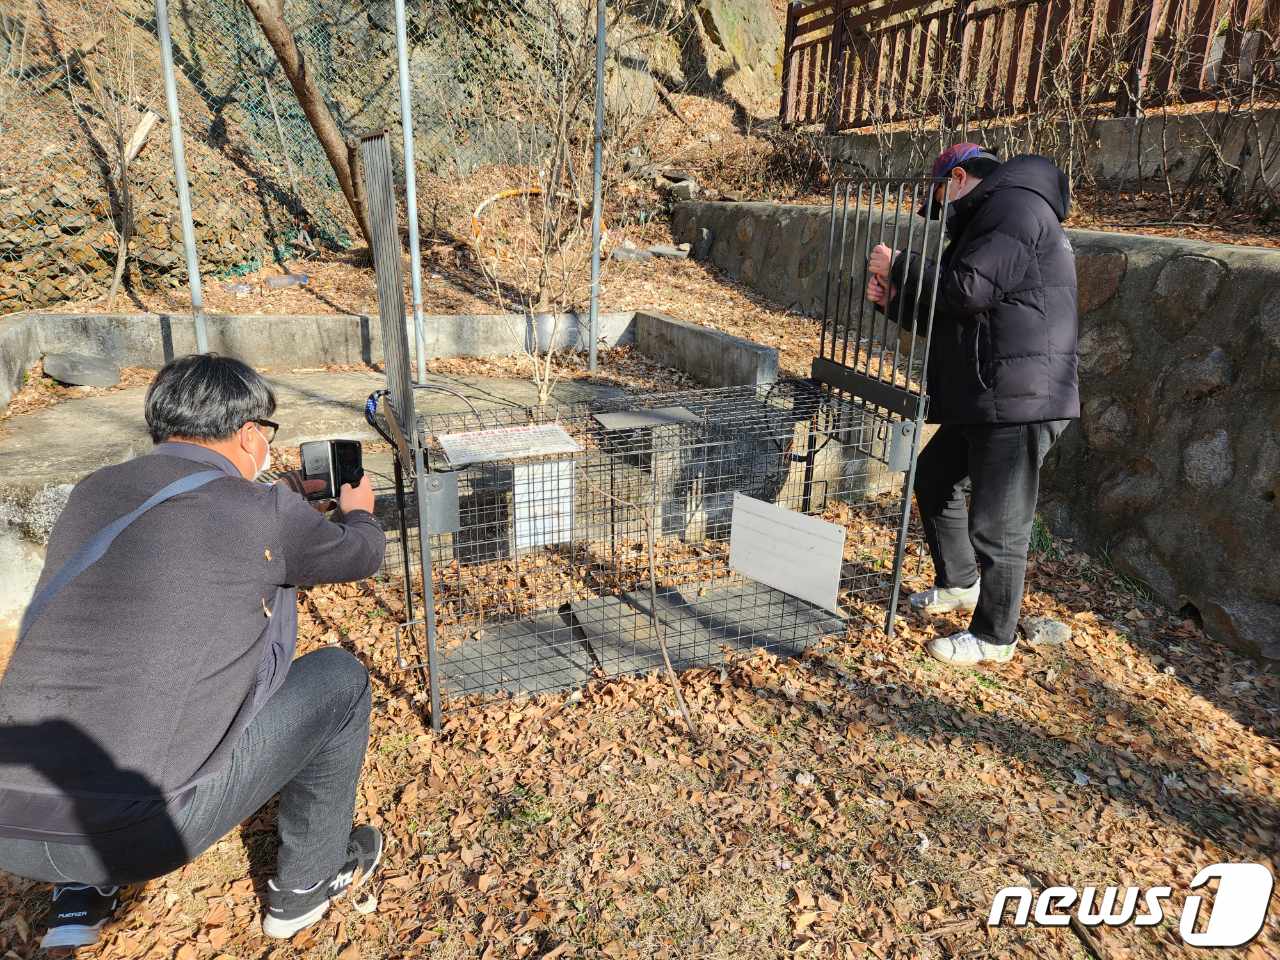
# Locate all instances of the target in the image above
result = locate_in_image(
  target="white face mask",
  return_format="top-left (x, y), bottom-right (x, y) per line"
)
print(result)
top-left (254, 425), bottom-right (271, 477)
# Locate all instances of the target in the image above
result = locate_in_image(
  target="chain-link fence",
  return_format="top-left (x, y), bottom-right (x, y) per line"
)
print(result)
top-left (1, 0), bottom-right (688, 315)
top-left (1, 0), bottom-right (355, 312)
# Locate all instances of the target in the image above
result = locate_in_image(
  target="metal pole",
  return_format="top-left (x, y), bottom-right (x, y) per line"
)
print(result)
top-left (393, 0), bottom-right (427, 384)
top-left (154, 0), bottom-right (208, 353)
top-left (587, 0), bottom-right (606, 372)
top-left (412, 445), bottom-right (443, 732)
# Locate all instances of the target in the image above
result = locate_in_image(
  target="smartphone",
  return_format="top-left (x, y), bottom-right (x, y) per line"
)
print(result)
top-left (299, 439), bottom-right (364, 501)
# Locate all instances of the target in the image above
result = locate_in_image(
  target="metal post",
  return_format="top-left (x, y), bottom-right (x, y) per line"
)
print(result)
top-left (154, 0), bottom-right (207, 354)
top-left (587, 0), bottom-right (606, 373)
top-left (412, 445), bottom-right (443, 732)
top-left (393, 0), bottom-right (428, 384)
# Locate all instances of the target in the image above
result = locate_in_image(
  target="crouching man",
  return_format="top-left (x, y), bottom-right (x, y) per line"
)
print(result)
top-left (0, 354), bottom-right (386, 947)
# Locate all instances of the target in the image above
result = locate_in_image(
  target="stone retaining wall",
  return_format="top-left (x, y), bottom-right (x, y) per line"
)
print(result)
top-left (673, 200), bottom-right (1280, 662)
top-left (819, 110), bottom-right (1280, 194)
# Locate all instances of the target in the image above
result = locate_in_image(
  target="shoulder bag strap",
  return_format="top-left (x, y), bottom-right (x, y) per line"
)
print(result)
top-left (18, 469), bottom-right (227, 641)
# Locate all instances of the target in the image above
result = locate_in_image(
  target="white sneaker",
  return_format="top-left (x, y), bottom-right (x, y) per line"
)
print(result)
top-left (926, 630), bottom-right (1016, 665)
top-left (909, 579), bottom-right (980, 615)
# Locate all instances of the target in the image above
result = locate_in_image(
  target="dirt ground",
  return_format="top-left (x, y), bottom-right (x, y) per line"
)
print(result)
top-left (0, 518), bottom-right (1275, 960)
top-left (4, 89), bottom-right (1278, 955)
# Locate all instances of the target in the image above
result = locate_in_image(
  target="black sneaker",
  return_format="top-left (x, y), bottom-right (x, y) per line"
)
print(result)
top-left (40, 884), bottom-right (119, 949)
top-left (261, 825), bottom-right (383, 939)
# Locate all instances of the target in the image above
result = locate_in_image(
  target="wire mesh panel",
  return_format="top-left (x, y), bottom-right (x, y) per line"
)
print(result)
top-left (381, 380), bottom-right (914, 702)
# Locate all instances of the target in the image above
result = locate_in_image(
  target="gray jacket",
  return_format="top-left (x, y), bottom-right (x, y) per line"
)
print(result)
top-left (0, 442), bottom-right (384, 840)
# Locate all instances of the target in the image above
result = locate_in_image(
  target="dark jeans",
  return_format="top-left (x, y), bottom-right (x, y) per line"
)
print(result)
top-left (913, 420), bottom-right (1069, 645)
top-left (0, 648), bottom-right (370, 890)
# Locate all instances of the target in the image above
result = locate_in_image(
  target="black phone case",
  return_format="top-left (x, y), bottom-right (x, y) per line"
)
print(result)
top-left (299, 440), bottom-right (363, 501)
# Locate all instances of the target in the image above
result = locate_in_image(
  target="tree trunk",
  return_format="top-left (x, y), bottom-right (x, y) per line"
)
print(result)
top-left (241, 0), bottom-right (371, 247)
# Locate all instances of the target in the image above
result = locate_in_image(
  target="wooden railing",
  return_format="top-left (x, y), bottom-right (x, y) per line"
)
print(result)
top-left (780, 0), bottom-right (1280, 131)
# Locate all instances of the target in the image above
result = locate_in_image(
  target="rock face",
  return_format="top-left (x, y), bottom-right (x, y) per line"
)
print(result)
top-left (671, 199), bottom-right (1280, 664)
top-left (690, 0), bottom-right (784, 109)
top-left (1182, 430), bottom-right (1235, 489)
top-left (1075, 247), bottom-right (1128, 315)
top-left (43, 353), bottom-right (121, 388)
top-left (1151, 255), bottom-right (1228, 339)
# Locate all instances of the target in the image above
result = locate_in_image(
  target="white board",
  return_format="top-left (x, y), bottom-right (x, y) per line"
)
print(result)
top-left (514, 459), bottom-right (575, 550)
top-left (437, 424), bottom-right (580, 466)
top-left (728, 493), bottom-right (845, 614)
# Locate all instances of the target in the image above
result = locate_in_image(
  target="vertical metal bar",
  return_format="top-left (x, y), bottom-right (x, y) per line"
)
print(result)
top-left (800, 419), bottom-right (818, 514)
top-left (412, 445), bottom-right (442, 731)
top-left (828, 181), bottom-right (852, 363)
top-left (394, 456), bottom-right (415, 632)
top-left (588, 0), bottom-right (606, 373)
top-left (820, 181), bottom-right (840, 358)
top-left (361, 133), bottom-right (414, 436)
top-left (845, 182), bottom-right (873, 368)
top-left (393, 0), bottom-right (427, 384)
top-left (876, 182), bottom-right (907, 381)
top-left (155, 0), bottom-right (207, 353)
top-left (902, 181), bottom-right (935, 381)
top-left (885, 183), bottom-right (951, 637)
top-left (887, 181), bottom-right (921, 388)
top-left (860, 181), bottom-right (892, 375)
top-left (262, 74), bottom-right (301, 208)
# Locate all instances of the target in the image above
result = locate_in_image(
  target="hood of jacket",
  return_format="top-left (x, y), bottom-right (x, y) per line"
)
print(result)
top-left (947, 155), bottom-right (1071, 235)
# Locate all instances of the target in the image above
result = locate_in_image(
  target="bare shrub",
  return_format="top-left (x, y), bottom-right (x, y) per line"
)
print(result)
top-left (421, 0), bottom-right (678, 404)
top-left (60, 0), bottom-right (160, 310)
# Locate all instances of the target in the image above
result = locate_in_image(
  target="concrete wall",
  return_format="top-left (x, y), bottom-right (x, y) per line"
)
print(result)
top-left (820, 109), bottom-right (1280, 191)
top-left (1, 307), bottom-right (782, 405)
top-left (634, 310), bottom-right (779, 387)
top-left (672, 199), bottom-right (1280, 663)
top-left (0, 310), bottom-right (641, 405)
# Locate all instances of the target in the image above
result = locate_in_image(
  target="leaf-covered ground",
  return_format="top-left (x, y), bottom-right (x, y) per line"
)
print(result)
top-left (2, 520), bottom-right (1276, 960)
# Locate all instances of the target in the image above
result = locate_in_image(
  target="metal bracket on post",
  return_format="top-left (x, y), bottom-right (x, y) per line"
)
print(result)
top-left (422, 472), bottom-right (460, 535)
top-left (886, 420), bottom-right (916, 473)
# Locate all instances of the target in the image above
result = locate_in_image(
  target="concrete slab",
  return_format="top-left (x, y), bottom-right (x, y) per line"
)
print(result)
top-left (427, 577), bottom-right (845, 699)
top-left (569, 578), bottom-right (844, 678)
top-left (439, 613), bottom-right (593, 696)
top-left (0, 372), bottom-right (626, 540)
top-left (634, 310), bottom-right (778, 387)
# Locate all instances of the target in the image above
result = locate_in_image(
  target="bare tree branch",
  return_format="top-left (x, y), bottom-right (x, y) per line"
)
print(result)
top-left (241, 0), bottom-right (371, 247)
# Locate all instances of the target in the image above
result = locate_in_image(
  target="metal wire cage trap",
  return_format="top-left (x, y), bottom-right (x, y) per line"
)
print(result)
top-left (360, 131), bottom-right (948, 727)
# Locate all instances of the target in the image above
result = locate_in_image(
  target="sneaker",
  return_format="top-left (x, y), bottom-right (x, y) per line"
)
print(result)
top-left (262, 825), bottom-right (383, 939)
top-left (909, 579), bottom-right (981, 615)
top-left (926, 630), bottom-right (1016, 665)
top-left (40, 884), bottom-right (119, 950)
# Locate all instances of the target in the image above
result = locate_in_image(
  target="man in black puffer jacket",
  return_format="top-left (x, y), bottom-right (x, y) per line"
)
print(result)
top-left (866, 144), bottom-right (1079, 666)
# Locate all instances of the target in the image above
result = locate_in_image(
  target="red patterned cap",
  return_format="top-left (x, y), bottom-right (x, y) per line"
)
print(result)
top-left (930, 142), bottom-right (999, 179)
